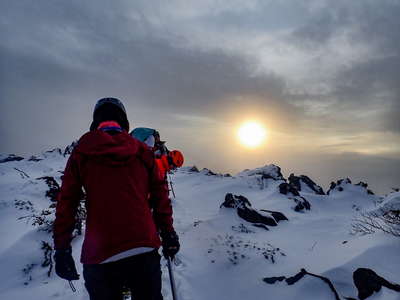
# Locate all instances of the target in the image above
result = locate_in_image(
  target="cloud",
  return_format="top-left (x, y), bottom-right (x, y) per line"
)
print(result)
top-left (0, 0), bottom-right (398, 193)
top-left (1, 0), bottom-right (310, 156)
top-left (284, 0), bottom-right (400, 134)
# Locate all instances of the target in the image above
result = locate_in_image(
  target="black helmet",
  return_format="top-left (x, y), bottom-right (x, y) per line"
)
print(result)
top-left (90, 97), bottom-right (129, 131)
top-left (93, 97), bottom-right (126, 116)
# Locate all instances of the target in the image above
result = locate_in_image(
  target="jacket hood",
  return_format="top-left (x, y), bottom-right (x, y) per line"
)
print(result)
top-left (75, 130), bottom-right (141, 165)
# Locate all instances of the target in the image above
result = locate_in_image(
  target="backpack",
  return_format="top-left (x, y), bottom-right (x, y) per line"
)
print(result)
top-left (130, 128), bottom-right (158, 143)
top-left (130, 127), bottom-right (168, 154)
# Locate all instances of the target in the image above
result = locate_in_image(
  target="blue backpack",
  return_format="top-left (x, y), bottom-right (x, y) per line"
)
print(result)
top-left (130, 127), bottom-right (168, 155)
top-left (130, 127), bottom-right (158, 143)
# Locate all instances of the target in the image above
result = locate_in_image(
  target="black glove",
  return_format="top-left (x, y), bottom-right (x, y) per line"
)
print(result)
top-left (161, 231), bottom-right (180, 259)
top-left (54, 247), bottom-right (80, 281)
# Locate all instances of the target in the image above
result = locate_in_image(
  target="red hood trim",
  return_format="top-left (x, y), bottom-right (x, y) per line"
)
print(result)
top-left (97, 121), bottom-right (122, 130)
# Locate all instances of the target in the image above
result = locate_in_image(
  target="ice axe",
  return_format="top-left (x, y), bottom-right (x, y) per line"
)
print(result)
top-left (167, 257), bottom-right (178, 300)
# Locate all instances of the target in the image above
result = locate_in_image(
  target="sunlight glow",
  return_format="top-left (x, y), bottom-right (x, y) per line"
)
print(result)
top-left (238, 122), bottom-right (267, 148)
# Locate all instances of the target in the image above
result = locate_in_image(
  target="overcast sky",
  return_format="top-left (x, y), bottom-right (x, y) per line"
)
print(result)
top-left (1, 0), bottom-right (399, 194)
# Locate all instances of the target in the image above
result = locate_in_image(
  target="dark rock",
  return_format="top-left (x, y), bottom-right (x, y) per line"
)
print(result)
top-left (264, 268), bottom-right (400, 300)
top-left (45, 148), bottom-right (62, 155)
top-left (263, 276), bottom-right (286, 284)
top-left (327, 182), bottom-right (337, 194)
top-left (285, 269), bottom-right (307, 285)
top-left (279, 183), bottom-right (300, 196)
top-left (355, 182), bottom-right (375, 195)
top-left (201, 168), bottom-right (217, 176)
top-left (240, 164), bottom-right (285, 181)
top-left (353, 268), bottom-right (400, 300)
top-left (236, 200), bottom-right (277, 226)
top-left (189, 166), bottom-right (199, 172)
top-left (14, 168), bottom-right (30, 179)
top-left (264, 268), bottom-right (341, 300)
top-left (261, 168), bottom-right (282, 181)
top-left (193, 220), bottom-right (202, 227)
top-left (260, 210), bottom-right (289, 222)
top-left (221, 193), bottom-right (252, 208)
top-left (269, 165), bottom-right (284, 180)
top-left (291, 197), bottom-right (311, 212)
top-left (221, 193), bottom-right (288, 229)
top-left (328, 178), bottom-right (375, 195)
top-left (28, 156), bottom-right (42, 162)
top-left (356, 181), bottom-right (368, 189)
top-left (288, 173), bottom-right (325, 195)
top-left (263, 165), bottom-right (284, 181)
top-left (288, 173), bottom-right (302, 191)
top-left (63, 141), bottom-right (78, 156)
top-left (37, 177), bottom-right (60, 202)
top-left (327, 178), bottom-right (352, 194)
top-left (279, 183), bottom-right (311, 211)
top-left (0, 154), bottom-right (24, 163)
top-left (340, 178), bottom-right (352, 185)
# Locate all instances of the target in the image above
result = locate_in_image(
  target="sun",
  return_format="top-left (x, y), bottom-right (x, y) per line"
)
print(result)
top-left (237, 121), bottom-right (267, 148)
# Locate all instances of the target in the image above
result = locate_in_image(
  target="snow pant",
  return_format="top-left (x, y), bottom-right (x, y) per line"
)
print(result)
top-left (83, 249), bottom-right (163, 300)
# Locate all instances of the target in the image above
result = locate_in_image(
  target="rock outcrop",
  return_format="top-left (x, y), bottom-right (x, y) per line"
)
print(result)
top-left (288, 173), bottom-right (325, 195)
top-left (0, 154), bottom-right (24, 163)
top-left (279, 183), bottom-right (311, 212)
top-left (238, 164), bottom-right (285, 181)
top-left (221, 193), bottom-right (288, 229)
top-left (353, 268), bottom-right (400, 300)
top-left (263, 268), bottom-right (340, 300)
top-left (264, 267), bottom-right (400, 300)
top-left (327, 178), bottom-right (375, 195)
top-left (63, 141), bottom-right (78, 156)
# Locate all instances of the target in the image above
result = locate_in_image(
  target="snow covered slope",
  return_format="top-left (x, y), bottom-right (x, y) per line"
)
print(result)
top-left (0, 150), bottom-right (399, 300)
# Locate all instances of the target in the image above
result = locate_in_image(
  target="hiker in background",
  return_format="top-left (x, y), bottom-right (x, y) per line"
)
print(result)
top-left (156, 150), bottom-right (184, 180)
top-left (130, 128), bottom-right (184, 180)
top-left (53, 98), bottom-right (180, 300)
top-left (130, 127), bottom-right (161, 150)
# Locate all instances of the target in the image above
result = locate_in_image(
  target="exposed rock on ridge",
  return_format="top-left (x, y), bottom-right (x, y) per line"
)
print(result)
top-left (221, 193), bottom-right (288, 229)
top-left (288, 173), bottom-right (325, 195)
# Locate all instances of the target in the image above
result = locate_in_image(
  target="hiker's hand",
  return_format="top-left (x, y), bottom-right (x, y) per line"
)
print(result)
top-left (54, 247), bottom-right (80, 281)
top-left (161, 231), bottom-right (180, 259)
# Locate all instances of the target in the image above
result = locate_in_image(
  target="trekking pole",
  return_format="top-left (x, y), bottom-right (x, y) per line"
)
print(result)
top-left (168, 173), bottom-right (176, 198)
top-left (167, 257), bottom-right (178, 300)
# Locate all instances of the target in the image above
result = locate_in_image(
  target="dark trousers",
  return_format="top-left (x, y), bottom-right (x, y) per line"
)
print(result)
top-left (83, 250), bottom-right (163, 300)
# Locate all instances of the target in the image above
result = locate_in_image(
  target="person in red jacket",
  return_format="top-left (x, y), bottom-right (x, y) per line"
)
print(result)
top-left (155, 150), bottom-right (184, 180)
top-left (129, 128), bottom-right (184, 181)
top-left (53, 98), bottom-right (179, 300)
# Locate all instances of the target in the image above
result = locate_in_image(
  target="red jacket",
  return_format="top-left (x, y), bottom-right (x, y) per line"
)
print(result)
top-left (155, 155), bottom-right (170, 180)
top-left (53, 130), bottom-right (174, 264)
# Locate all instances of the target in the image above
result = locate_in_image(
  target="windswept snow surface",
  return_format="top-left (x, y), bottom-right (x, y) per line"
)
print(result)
top-left (0, 152), bottom-right (399, 300)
